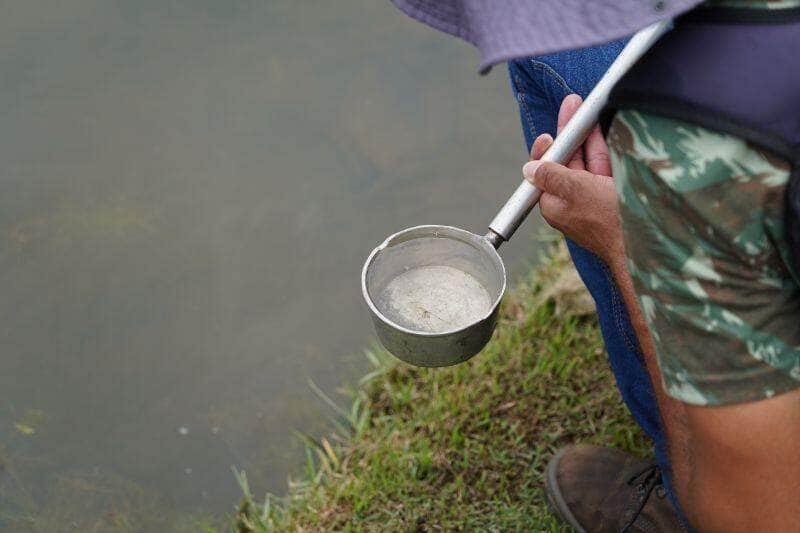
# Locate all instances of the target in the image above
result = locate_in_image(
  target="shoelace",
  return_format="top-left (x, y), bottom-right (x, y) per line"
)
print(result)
top-left (619, 464), bottom-right (663, 533)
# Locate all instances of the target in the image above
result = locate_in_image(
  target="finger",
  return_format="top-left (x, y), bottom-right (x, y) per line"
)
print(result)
top-left (556, 94), bottom-right (586, 171)
top-left (584, 124), bottom-right (612, 177)
top-left (523, 160), bottom-right (591, 203)
top-left (556, 94), bottom-right (583, 132)
top-left (539, 193), bottom-right (569, 233)
top-left (530, 133), bottom-right (554, 161)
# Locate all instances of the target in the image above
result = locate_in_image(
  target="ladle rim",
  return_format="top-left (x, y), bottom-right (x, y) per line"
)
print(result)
top-left (361, 224), bottom-right (507, 338)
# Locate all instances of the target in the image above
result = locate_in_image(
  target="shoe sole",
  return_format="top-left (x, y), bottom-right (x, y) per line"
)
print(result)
top-left (545, 445), bottom-right (587, 533)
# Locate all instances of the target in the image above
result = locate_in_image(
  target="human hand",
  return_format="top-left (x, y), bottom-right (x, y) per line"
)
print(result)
top-left (522, 94), bottom-right (625, 269)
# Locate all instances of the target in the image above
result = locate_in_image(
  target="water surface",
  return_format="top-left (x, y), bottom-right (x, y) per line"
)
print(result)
top-left (0, 0), bottom-right (541, 528)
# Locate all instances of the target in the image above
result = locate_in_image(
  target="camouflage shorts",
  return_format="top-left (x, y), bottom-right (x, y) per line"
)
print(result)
top-left (608, 110), bottom-right (800, 406)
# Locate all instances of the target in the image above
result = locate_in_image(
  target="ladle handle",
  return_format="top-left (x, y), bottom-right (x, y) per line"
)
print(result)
top-left (486, 19), bottom-right (672, 249)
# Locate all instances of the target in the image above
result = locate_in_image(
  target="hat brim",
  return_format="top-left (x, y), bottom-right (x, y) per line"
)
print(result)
top-left (390, 0), bottom-right (704, 73)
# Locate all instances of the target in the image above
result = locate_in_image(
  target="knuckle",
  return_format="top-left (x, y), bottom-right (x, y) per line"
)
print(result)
top-left (536, 163), bottom-right (558, 189)
top-left (541, 210), bottom-right (559, 230)
top-left (539, 195), bottom-right (563, 226)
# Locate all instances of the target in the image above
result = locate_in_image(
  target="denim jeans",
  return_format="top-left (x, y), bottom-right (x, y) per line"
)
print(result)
top-left (507, 44), bottom-right (677, 506)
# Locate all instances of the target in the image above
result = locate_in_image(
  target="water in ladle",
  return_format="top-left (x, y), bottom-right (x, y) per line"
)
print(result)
top-left (377, 265), bottom-right (492, 333)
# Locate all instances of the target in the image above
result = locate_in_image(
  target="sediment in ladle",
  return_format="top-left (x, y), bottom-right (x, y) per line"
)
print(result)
top-left (376, 265), bottom-right (491, 333)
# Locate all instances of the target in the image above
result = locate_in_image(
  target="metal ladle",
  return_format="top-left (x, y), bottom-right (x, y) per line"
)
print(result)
top-left (361, 21), bottom-right (671, 367)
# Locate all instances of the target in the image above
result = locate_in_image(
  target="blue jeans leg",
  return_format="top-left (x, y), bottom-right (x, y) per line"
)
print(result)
top-left (507, 52), bottom-right (680, 511)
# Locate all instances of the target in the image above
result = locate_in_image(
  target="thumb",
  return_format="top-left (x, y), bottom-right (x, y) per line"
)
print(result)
top-left (522, 160), bottom-right (585, 202)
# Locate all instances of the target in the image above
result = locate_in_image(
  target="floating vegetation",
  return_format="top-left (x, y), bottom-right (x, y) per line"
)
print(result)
top-left (12, 424), bottom-right (35, 436)
top-left (11, 409), bottom-right (45, 437)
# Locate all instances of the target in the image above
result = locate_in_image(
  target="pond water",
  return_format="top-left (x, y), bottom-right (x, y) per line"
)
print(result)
top-left (0, 0), bottom-right (542, 528)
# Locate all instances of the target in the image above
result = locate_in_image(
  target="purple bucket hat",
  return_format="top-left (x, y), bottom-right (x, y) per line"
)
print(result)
top-left (390, 0), bottom-right (704, 73)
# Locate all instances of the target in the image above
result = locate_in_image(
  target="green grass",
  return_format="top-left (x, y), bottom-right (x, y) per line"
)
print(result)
top-left (234, 244), bottom-right (649, 532)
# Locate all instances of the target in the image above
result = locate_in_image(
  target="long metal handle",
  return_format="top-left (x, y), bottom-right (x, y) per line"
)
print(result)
top-left (485, 19), bottom-right (672, 249)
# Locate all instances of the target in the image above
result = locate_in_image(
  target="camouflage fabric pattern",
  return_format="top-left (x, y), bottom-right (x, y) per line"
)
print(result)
top-left (607, 110), bottom-right (800, 406)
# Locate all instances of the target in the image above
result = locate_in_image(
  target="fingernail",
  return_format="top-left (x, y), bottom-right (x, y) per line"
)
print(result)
top-left (522, 160), bottom-right (542, 181)
top-left (566, 94), bottom-right (583, 105)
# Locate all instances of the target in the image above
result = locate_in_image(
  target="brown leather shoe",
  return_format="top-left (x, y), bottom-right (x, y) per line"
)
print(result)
top-left (545, 444), bottom-right (687, 533)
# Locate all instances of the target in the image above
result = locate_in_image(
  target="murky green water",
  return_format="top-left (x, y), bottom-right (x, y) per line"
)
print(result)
top-left (0, 1), bottom-right (541, 529)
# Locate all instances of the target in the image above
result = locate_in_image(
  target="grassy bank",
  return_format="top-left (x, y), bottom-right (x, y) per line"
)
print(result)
top-left (235, 244), bottom-right (648, 531)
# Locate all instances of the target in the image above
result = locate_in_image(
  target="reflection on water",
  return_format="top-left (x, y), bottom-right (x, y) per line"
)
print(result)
top-left (0, 0), bottom-right (540, 528)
